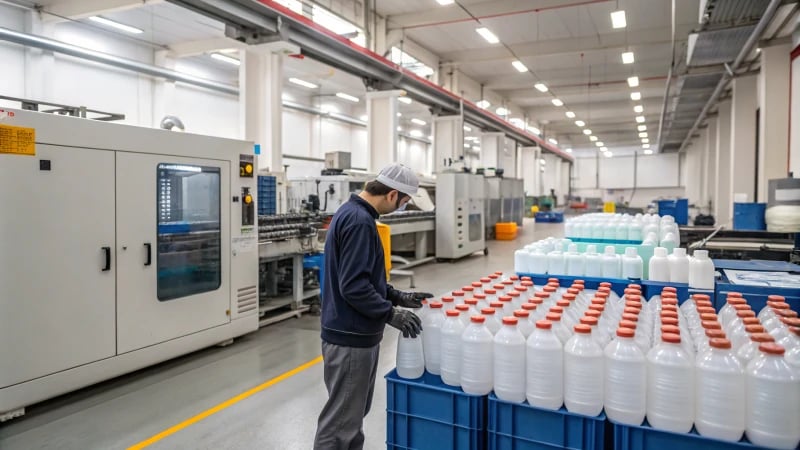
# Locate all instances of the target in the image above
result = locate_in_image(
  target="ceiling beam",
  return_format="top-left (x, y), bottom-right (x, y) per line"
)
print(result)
top-left (41, 0), bottom-right (163, 23)
top-left (167, 37), bottom-right (245, 58)
top-left (433, 24), bottom-right (695, 65)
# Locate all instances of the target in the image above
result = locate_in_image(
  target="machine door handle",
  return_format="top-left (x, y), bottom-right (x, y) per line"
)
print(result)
top-left (102, 247), bottom-right (111, 271)
top-left (144, 243), bottom-right (152, 266)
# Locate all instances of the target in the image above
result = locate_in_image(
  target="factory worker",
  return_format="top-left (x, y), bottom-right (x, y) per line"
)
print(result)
top-left (313, 163), bottom-right (432, 450)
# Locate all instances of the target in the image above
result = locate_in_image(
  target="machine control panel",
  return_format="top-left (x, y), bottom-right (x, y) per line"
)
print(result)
top-left (239, 154), bottom-right (254, 178)
top-left (241, 187), bottom-right (255, 226)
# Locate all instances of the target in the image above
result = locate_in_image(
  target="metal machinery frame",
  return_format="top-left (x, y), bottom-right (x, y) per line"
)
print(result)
top-left (435, 172), bottom-right (487, 260)
top-left (0, 108), bottom-right (259, 421)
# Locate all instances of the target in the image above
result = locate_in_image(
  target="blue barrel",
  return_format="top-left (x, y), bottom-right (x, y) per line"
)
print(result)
top-left (733, 203), bottom-right (767, 230)
top-left (657, 199), bottom-right (688, 225)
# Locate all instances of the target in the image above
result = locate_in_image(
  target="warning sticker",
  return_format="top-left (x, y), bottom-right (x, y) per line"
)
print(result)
top-left (0, 124), bottom-right (35, 156)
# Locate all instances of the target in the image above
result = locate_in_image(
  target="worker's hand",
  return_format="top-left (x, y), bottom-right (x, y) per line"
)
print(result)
top-left (388, 290), bottom-right (433, 309)
top-left (388, 308), bottom-right (423, 338)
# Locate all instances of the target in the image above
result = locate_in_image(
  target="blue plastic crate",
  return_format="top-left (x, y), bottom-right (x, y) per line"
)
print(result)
top-left (733, 203), bottom-right (767, 230)
top-left (386, 369), bottom-right (487, 450)
top-left (612, 421), bottom-right (798, 450)
top-left (303, 253), bottom-right (324, 293)
top-left (657, 199), bottom-right (688, 225)
top-left (488, 395), bottom-right (606, 450)
top-left (534, 211), bottom-right (564, 223)
top-left (258, 176), bottom-right (277, 215)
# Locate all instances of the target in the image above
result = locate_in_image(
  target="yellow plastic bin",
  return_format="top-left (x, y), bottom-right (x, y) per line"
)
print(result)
top-left (376, 221), bottom-right (392, 280)
top-left (603, 202), bottom-right (616, 213)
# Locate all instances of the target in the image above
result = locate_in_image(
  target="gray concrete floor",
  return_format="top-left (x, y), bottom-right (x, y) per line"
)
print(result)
top-left (0, 220), bottom-right (563, 450)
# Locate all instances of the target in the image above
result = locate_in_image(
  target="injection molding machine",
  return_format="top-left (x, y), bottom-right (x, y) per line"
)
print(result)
top-left (0, 108), bottom-right (259, 421)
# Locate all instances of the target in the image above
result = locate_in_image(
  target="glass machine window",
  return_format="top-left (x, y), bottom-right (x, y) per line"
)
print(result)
top-left (157, 164), bottom-right (221, 301)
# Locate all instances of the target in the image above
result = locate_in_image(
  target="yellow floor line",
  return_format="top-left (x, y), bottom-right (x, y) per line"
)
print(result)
top-left (127, 355), bottom-right (323, 450)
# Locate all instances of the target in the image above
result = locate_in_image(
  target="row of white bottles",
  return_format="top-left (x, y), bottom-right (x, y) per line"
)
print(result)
top-left (565, 213), bottom-right (679, 247)
top-left (516, 243), bottom-right (651, 280)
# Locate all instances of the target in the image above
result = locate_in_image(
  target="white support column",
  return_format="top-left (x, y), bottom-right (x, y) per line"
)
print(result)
top-left (151, 50), bottom-right (176, 129)
top-left (715, 100), bottom-right (733, 224)
top-left (480, 132), bottom-right (504, 170)
top-left (433, 115), bottom-right (463, 173)
top-left (23, 11), bottom-right (55, 100)
top-left (366, 90), bottom-right (403, 173)
top-left (704, 117), bottom-right (718, 213)
top-left (730, 74), bottom-right (758, 202)
top-left (758, 42), bottom-right (791, 200)
top-left (520, 146), bottom-right (537, 195)
top-left (241, 49), bottom-right (286, 171)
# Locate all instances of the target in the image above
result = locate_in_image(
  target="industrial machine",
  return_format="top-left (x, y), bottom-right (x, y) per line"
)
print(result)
top-left (0, 108), bottom-right (259, 421)
top-left (288, 173), bottom-right (369, 214)
top-left (484, 176), bottom-right (524, 239)
top-left (436, 172), bottom-right (487, 259)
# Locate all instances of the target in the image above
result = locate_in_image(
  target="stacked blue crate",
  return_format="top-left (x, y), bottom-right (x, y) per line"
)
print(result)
top-left (257, 176), bottom-right (277, 215)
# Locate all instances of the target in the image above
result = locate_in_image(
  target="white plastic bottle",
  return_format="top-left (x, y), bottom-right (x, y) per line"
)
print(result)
top-left (494, 317), bottom-right (527, 403)
top-left (529, 247), bottom-right (549, 274)
top-left (667, 247), bottom-right (690, 283)
top-left (584, 244), bottom-right (603, 277)
top-left (456, 304), bottom-right (471, 327)
top-left (621, 247), bottom-right (644, 280)
top-left (648, 247), bottom-right (670, 282)
top-left (604, 326), bottom-right (646, 425)
top-left (526, 319), bottom-right (564, 409)
top-left (396, 334), bottom-right (425, 379)
top-left (548, 250), bottom-right (566, 275)
top-left (602, 246), bottom-right (621, 279)
top-left (628, 220), bottom-right (643, 242)
top-left (646, 332), bottom-right (695, 433)
top-left (514, 309), bottom-right (534, 339)
top-left (460, 315), bottom-right (495, 395)
top-left (688, 250), bottom-right (715, 290)
top-left (564, 324), bottom-right (604, 416)
top-left (422, 302), bottom-right (445, 375)
top-left (514, 249), bottom-right (530, 274)
top-left (482, 307), bottom-right (502, 335)
top-left (547, 312), bottom-right (572, 345)
top-left (440, 309), bottom-right (465, 386)
top-left (565, 244), bottom-right (585, 276)
top-left (746, 343), bottom-right (800, 450)
top-left (695, 338), bottom-right (746, 442)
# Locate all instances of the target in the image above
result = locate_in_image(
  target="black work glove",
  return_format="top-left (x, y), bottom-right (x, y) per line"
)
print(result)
top-left (387, 289), bottom-right (433, 309)
top-left (388, 308), bottom-right (423, 338)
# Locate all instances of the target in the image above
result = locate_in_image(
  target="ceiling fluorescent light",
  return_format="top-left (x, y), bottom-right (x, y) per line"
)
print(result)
top-left (589, 136), bottom-right (598, 142)
top-left (634, 105), bottom-right (644, 113)
top-left (639, 132), bottom-right (648, 138)
top-left (359, 115), bottom-right (368, 121)
top-left (336, 92), bottom-right (360, 102)
top-left (527, 126), bottom-right (541, 135)
top-left (464, 143), bottom-right (471, 148)
top-left (89, 16), bottom-right (143, 34)
top-left (630, 92), bottom-right (641, 101)
top-left (611, 10), bottom-right (627, 29)
top-left (642, 143), bottom-right (651, 149)
top-left (437, 0), bottom-right (455, 4)
top-left (565, 148), bottom-right (573, 153)
top-left (540, 158), bottom-right (547, 164)
top-left (565, 111), bottom-right (576, 118)
top-left (476, 100), bottom-right (491, 109)
top-left (410, 130), bottom-right (424, 137)
top-left (398, 97), bottom-right (412, 105)
top-left (583, 129), bottom-right (592, 135)
top-left (642, 138), bottom-right (650, 143)
top-left (551, 98), bottom-right (564, 106)
top-left (622, 51), bottom-right (635, 64)
top-left (411, 118), bottom-right (427, 126)
top-left (638, 125), bottom-right (647, 132)
top-left (512, 60), bottom-right (529, 73)
top-left (397, 112), bottom-right (402, 117)
top-left (575, 120), bottom-right (586, 127)
top-left (548, 138), bottom-right (558, 145)
top-left (600, 147), bottom-right (608, 152)
top-left (472, 145), bottom-right (480, 150)
top-left (605, 151), bottom-right (613, 157)
top-left (496, 107), bottom-right (510, 115)
top-left (476, 27), bottom-right (500, 44)
top-left (289, 77), bottom-right (318, 89)
top-left (210, 53), bottom-right (241, 66)
top-left (627, 76), bottom-right (639, 87)
top-left (397, 126), bottom-right (403, 132)
top-left (644, 149), bottom-right (653, 155)
top-left (635, 116), bottom-right (645, 123)
top-left (534, 83), bottom-right (548, 92)
top-left (464, 125), bottom-right (472, 132)
top-left (595, 142), bottom-right (604, 147)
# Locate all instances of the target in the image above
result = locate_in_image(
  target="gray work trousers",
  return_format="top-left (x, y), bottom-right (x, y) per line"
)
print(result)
top-left (313, 341), bottom-right (381, 450)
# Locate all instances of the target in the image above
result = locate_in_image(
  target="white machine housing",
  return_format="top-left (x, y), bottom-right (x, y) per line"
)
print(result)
top-left (0, 108), bottom-right (259, 420)
top-left (435, 172), bottom-right (486, 259)
top-left (288, 173), bottom-right (368, 213)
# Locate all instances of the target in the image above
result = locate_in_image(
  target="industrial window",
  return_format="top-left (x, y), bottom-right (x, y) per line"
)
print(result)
top-left (156, 164), bottom-right (221, 301)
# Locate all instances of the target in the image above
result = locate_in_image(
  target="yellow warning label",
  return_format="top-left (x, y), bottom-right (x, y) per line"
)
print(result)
top-left (0, 124), bottom-right (35, 156)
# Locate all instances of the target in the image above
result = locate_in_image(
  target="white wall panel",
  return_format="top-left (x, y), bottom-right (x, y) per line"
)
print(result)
top-left (637, 153), bottom-right (680, 187)
top-left (283, 109), bottom-right (313, 156)
top-left (599, 156), bottom-right (635, 188)
top-left (171, 85), bottom-right (239, 139)
top-left (574, 157), bottom-right (598, 189)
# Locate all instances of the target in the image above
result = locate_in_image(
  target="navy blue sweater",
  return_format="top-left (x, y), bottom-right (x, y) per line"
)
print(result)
top-left (321, 194), bottom-right (398, 347)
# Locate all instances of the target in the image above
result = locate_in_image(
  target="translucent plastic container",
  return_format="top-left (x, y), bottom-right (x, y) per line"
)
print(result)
top-left (547, 312), bottom-right (572, 345)
top-left (528, 247), bottom-right (549, 274)
top-left (396, 335), bottom-right (425, 379)
top-left (604, 327), bottom-right (646, 425)
top-left (564, 324), bottom-right (604, 416)
top-left (440, 309), bottom-right (465, 387)
top-left (646, 332), bottom-right (695, 433)
top-left (719, 295), bottom-right (746, 327)
top-left (757, 296), bottom-right (787, 322)
top-left (585, 245), bottom-right (603, 278)
top-left (514, 309), bottom-right (534, 339)
top-left (494, 317), bottom-right (527, 403)
top-left (460, 315), bottom-right (494, 395)
top-left (648, 247), bottom-right (670, 282)
top-left (745, 343), bottom-right (800, 450)
top-left (695, 338), bottom-right (746, 442)
top-left (482, 307), bottom-right (502, 335)
top-left (688, 250), bottom-right (715, 290)
top-left (602, 246), bottom-right (621, 279)
top-left (566, 244), bottom-right (585, 276)
top-left (667, 247), bottom-right (690, 283)
top-left (526, 320), bottom-right (564, 410)
top-left (621, 247), bottom-right (644, 280)
top-left (515, 249), bottom-right (530, 274)
top-left (422, 302), bottom-right (445, 375)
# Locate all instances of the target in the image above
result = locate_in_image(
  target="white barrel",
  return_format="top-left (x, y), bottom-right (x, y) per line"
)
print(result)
top-left (526, 319), bottom-right (563, 410)
top-left (564, 324), bottom-right (604, 416)
top-left (604, 326), bottom-right (646, 425)
top-left (493, 317), bottom-right (527, 403)
top-left (396, 335), bottom-right (425, 379)
top-left (422, 302), bottom-right (445, 375)
top-left (440, 309), bottom-right (465, 387)
top-left (746, 343), bottom-right (800, 450)
top-left (646, 332), bottom-right (694, 433)
top-left (695, 338), bottom-right (745, 442)
top-left (460, 315), bottom-right (494, 395)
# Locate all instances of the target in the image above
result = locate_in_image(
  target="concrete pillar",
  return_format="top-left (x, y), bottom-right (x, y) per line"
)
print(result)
top-left (23, 11), bottom-right (55, 100)
top-left (715, 100), bottom-right (733, 224)
top-left (241, 49), bottom-right (285, 171)
top-left (433, 115), bottom-right (463, 173)
top-left (758, 42), bottom-right (791, 200)
top-left (704, 117), bottom-right (718, 213)
top-left (366, 90), bottom-right (402, 173)
top-left (520, 146), bottom-right (538, 195)
top-left (152, 50), bottom-right (176, 129)
top-left (480, 132), bottom-right (504, 170)
top-left (730, 74), bottom-right (758, 202)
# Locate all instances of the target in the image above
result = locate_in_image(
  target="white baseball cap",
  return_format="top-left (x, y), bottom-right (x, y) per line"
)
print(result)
top-left (375, 163), bottom-right (419, 196)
